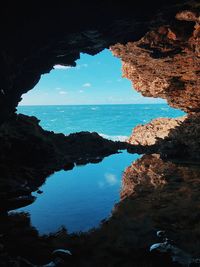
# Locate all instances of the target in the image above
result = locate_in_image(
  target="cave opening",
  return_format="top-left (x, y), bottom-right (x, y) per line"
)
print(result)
top-left (12, 49), bottom-right (186, 235)
top-left (0, 1), bottom-right (199, 265)
top-left (17, 49), bottom-right (183, 140)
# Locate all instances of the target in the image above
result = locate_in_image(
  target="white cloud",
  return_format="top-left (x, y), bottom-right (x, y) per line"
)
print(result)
top-left (105, 173), bottom-right (118, 186)
top-left (82, 83), bottom-right (91, 88)
top-left (79, 90), bottom-right (84, 93)
top-left (76, 63), bottom-right (88, 70)
top-left (54, 65), bottom-right (72, 70)
top-left (59, 91), bottom-right (68, 95)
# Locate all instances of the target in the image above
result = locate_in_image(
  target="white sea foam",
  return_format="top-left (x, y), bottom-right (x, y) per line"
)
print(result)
top-left (99, 133), bottom-right (128, 142)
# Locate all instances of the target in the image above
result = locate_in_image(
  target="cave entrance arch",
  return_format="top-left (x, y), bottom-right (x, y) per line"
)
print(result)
top-left (17, 49), bottom-right (178, 142)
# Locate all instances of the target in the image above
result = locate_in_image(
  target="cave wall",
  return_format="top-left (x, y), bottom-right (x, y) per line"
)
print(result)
top-left (109, 3), bottom-right (200, 159)
top-left (111, 6), bottom-right (200, 113)
top-left (0, 0), bottom-right (198, 123)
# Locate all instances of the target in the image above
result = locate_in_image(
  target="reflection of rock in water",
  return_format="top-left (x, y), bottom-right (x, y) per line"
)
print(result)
top-left (2, 154), bottom-right (200, 266)
top-left (121, 154), bottom-right (168, 200)
top-left (120, 154), bottom-right (200, 258)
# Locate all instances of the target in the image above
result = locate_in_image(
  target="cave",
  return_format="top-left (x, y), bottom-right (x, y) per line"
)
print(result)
top-left (0, 1), bottom-right (200, 266)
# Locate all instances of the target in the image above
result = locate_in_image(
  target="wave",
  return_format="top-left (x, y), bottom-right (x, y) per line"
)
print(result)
top-left (91, 107), bottom-right (99, 111)
top-left (99, 133), bottom-right (128, 142)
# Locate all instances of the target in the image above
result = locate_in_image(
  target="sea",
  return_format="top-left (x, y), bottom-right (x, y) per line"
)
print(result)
top-left (17, 104), bottom-right (184, 141)
top-left (14, 104), bottom-right (184, 234)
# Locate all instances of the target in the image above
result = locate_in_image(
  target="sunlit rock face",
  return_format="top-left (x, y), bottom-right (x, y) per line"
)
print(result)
top-left (128, 117), bottom-right (185, 146)
top-left (111, 4), bottom-right (200, 159)
top-left (127, 114), bottom-right (200, 159)
top-left (111, 7), bottom-right (200, 113)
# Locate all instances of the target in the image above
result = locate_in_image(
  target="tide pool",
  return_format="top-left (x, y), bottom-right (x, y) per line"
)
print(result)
top-left (14, 151), bottom-right (140, 234)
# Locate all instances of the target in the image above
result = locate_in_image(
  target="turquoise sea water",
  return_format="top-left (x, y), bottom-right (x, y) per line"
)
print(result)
top-left (15, 104), bottom-right (185, 234)
top-left (17, 104), bottom-right (184, 140)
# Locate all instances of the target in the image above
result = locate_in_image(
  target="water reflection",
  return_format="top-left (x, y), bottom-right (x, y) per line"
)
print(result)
top-left (13, 151), bottom-right (139, 234)
top-left (1, 154), bottom-right (200, 266)
top-left (117, 154), bottom-right (200, 257)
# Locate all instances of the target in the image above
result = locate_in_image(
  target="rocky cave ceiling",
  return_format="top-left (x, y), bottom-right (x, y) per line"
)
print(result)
top-left (0, 0), bottom-right (199, 123)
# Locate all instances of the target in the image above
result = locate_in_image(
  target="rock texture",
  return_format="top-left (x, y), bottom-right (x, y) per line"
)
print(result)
top-left (119, 154), bottom-right (200, 258)
top-left (127, 114), bottom-right (200, 159)
top-left (111, 4), bottom-right (200, 159)
top-left (121, 154), bottom-right (168, 200)
top-left (111, 7), bottom-right (200, 113)
top-left (128, 117), bottom-right (185, 146)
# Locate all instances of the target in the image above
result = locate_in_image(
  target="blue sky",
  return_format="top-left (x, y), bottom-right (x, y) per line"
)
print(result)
top-left (19, 49), bottom-right (165, 105)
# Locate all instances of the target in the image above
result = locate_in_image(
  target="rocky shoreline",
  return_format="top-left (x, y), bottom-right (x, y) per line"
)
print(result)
top-left (128, 114), bottom-right (200, 160)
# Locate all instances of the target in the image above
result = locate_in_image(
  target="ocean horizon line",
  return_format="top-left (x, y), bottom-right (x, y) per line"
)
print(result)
top-left (18, 103), bottom-right (167, 107)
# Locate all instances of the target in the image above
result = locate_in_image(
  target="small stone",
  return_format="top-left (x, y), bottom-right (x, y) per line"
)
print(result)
top-left (156, 230), bottom-right (166, 238)
top-left (52, 248), bottom-right (72, 258)
top-left (63, 162), bottom-right (74, 171)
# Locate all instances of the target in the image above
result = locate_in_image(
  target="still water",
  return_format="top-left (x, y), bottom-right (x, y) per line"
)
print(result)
top-left (14, 151), bottom-right (140, 234)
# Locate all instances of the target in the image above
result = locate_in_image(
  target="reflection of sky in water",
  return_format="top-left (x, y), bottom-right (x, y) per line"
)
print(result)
top-left (15, 151), bottom-right (140, 234)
